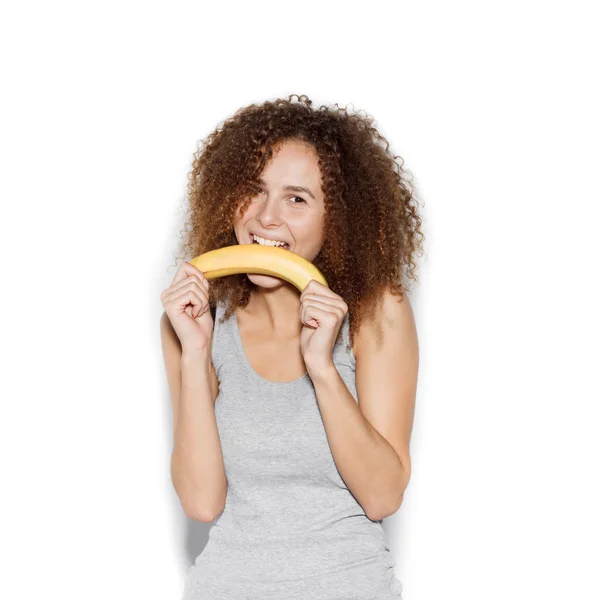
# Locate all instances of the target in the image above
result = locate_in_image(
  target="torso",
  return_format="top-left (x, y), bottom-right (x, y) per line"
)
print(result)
top-left (184, 299), bottom-right (406, 598)
top-left (235, 307), bottom-right (308, 383)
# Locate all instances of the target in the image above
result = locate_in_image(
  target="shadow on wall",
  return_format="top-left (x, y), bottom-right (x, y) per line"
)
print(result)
top-left (184, 517), bottom-right (212, 566)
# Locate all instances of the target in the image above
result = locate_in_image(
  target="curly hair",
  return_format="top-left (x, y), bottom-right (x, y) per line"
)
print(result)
top-left (173, 93), bottom-right (424, 350)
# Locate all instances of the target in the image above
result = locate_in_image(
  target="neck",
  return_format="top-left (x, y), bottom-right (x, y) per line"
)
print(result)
top-left (245, 282), bottom-right (302, 334)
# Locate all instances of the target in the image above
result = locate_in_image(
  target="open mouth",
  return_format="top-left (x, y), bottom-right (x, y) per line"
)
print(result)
top-left (250, 233), bottom-right (291, 250)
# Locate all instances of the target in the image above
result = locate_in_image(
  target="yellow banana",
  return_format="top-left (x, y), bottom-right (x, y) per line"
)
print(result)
top-left (189, 244), bottom-right (328, 292)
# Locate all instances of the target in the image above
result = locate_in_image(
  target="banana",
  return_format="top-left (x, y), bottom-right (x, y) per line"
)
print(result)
top-left (189, 244), bottom-right (328, 292)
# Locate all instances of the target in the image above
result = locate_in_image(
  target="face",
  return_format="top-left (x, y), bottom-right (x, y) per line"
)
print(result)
top-left (233, 139), bottom-right (326, 289)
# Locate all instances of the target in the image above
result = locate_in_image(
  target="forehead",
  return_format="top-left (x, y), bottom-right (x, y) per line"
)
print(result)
top-left (260, 140), bottom-right (322, 193)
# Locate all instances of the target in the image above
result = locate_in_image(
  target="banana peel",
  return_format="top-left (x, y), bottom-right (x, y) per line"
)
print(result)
top-left (189, 244), bottom-right (328, 292)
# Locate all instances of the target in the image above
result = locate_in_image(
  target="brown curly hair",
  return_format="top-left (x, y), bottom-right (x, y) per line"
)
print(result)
top-left (173, 93), bottom-right (424, 349)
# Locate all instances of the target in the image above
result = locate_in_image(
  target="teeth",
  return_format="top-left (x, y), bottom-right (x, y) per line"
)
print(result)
top-left (252, 234), bottom-right (288, 248)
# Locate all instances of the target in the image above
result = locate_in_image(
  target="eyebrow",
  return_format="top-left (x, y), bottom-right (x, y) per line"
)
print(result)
top-left (256, 178), bottom-right (316, 200)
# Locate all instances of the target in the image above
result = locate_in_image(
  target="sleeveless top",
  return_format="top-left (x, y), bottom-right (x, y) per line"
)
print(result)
top-left (181, 298), bottom-right (405, 600)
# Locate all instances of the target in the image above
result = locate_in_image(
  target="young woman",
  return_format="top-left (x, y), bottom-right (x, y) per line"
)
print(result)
top-left (160, 94), bottom-right (423, 599)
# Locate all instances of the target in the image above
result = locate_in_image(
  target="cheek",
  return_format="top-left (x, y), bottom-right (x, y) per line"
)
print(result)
top-left (308, 218), bottom-right (325, 242)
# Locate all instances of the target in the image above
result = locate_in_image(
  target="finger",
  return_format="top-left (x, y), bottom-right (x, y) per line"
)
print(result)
top-left (179, 289), bottom-right (204, 319)
top-left (189, 288), bottom-right (210, 319)
top-left (301, 301), bottom-right (343, 327)
top-left (300, 280), bottom-right (337, 302)
top-left (300, 293), bottom-right (344, 310)
top-left (162, 274), bottom-right (209, 307)
top-left (166, 284), bottom-right (208, 318)
top-left (162, 282), bottom-right (205, 314)
top-left (301, 304), bottom-right (326, 329)
top-left (170, 273), bottom-right (209, 296)
top-left (178, 263), bottom-right (210, 292)
top-left (173, 261), bottom-right (209, 287)
top-left (301, 297), bottom-right (346, 321)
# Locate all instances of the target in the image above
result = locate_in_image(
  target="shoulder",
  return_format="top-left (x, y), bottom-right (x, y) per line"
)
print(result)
top-left (352, 286), bottom-right (418, 360)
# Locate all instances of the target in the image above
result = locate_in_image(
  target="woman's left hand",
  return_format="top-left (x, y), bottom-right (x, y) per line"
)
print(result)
top-left (299, 279), bottom-right (348, 376)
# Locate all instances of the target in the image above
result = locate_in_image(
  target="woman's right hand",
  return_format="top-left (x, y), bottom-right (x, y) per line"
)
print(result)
top-left (160, 261), bottom-right (214, 352)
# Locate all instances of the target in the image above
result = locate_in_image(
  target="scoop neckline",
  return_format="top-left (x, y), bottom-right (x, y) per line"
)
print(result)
top-left (231, 309), bottom-right (312, 387)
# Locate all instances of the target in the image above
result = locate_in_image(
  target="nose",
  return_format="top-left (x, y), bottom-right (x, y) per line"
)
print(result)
top-left (256, 196), bottom-right (283, 229)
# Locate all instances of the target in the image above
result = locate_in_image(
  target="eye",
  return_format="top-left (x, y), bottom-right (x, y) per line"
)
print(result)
top-left (289, 196), bottom-right (306, 205)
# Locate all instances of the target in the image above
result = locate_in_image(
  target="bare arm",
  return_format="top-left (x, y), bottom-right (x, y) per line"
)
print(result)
top-left (160, 311), bottom-right (227, 522)
top-left (307, 289), bottom-right (417, 520)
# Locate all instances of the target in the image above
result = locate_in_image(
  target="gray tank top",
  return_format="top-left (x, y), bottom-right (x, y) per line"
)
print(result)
top-left (181, 298), bottom-right (404, 600)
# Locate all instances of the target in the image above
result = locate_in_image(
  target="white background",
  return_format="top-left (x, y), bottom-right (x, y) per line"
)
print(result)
top-left (1, 1), bottom-right (598, 599)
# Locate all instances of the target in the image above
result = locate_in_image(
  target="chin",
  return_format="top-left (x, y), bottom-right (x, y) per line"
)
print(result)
top-left (247, 273), bottom-right (285, 287)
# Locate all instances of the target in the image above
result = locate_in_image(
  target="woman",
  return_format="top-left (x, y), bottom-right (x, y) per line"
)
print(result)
top-left (160, 94), bottom-right (423, 600)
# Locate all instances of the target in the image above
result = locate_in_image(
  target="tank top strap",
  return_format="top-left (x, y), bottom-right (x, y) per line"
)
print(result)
top-left (334, 311), bottom-right (357, 370)
top-left (210, 299), bottom-right (229, 378)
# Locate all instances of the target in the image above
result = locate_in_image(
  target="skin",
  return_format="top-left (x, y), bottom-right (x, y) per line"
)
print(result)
top-left (232, 139), bottom-right (326, 337)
